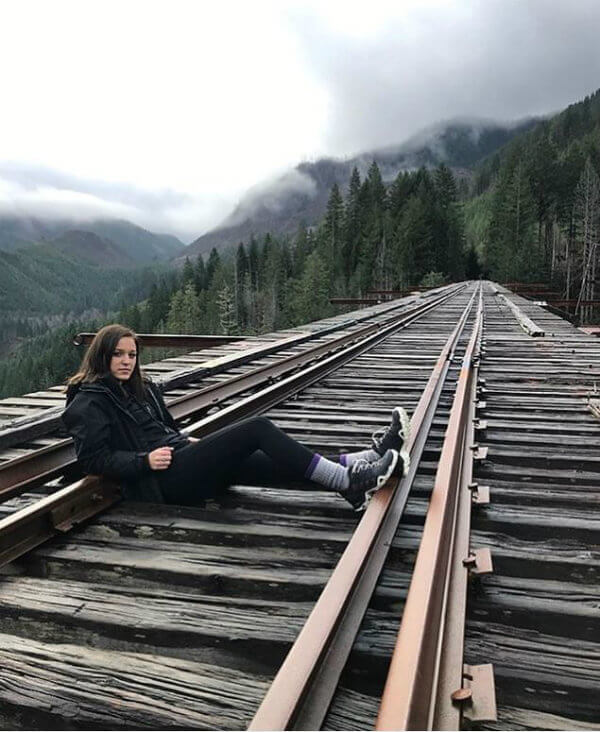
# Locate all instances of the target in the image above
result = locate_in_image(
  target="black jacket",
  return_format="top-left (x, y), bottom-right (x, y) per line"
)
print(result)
top-left (62, 376), bottom-right (183, 502)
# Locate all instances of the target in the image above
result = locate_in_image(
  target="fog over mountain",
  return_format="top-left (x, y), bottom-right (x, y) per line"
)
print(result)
top-left (0, 162), bottom-right (221, 244)
top-left (0, 213), bottom-right (183, 264)
top-left (2, 2), bottom-right (600, 244)
top-left (185, 115), bottom-right (539, 257)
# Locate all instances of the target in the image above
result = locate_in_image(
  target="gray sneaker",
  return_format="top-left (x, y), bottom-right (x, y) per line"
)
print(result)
top-left (340, 449), bottom-right (399, 512)
top-left (372, 407), bottom-right (411, 456)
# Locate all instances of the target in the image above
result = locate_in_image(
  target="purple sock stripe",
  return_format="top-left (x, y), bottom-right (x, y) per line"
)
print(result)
top-left (305, 453), bottom-right (322, 479)
top-left (339, 454), bottom-right (347, 467)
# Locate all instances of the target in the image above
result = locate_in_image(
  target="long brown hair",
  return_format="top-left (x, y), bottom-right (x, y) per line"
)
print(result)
top-left (68, 324), bottom-right (147, 400)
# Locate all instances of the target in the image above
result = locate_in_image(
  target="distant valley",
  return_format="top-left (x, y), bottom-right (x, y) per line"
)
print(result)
top-left (0, 215), bottom-right (184, 263)
top-left (0, 216), bottom-right (184, 315)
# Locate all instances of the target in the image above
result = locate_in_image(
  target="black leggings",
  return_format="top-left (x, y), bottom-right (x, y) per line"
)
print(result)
top-left (156, 416), bottom-right (325, 505)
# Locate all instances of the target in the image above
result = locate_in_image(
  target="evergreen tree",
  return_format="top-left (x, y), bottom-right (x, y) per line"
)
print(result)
top-left (182, 257), bottom-right (195, 287)
top-left (573, 157), bottom-right (600, 319)
top-left (342, 167), bottom-right (363, 286)
top-left (195, 255), bottom-right (207, 291)
top-left (206, 248), bottom-right (221, 288)
top-left (323, 183), bottom-right (344, 269)
top-left (235, 243), bottom-right (249, 328)
top-left (288, 251), bottom-right (331, 324)
top-left (292, 224), bottom-right (312, 277)
top-left (396, 192), bottom-right (435, 285)
top-left (217, 283), bottom-right (237, 335)
top-left (146, 282), bottom-right (171, 331)
top-left (248, 236), bottom-right (260, 292)
top-left (434, 163), bottom-right (465, 279)
top-left (166, 283), bottom-right (202, 334)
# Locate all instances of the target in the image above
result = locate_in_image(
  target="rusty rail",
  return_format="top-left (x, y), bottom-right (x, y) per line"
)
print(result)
top-left (376, 285), bottom-right (496, 730)
top-left (329, 297), bottom-right (382, 305)
top-left (248, 288), bottom-right (479, 731)
top-left (0, 475), bottom-right (119, 567)
top-left (0, 286), bottom-right (464, 498)
top-left (0, 285), bottom-right (466, 569)
top-left (73, 333), bottom-right (247, 348)
top-left (0, 285), bottom-right (454, 453)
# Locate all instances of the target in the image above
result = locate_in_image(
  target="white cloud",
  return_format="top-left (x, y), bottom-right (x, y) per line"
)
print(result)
top-left (0, 0), bottom-right (599, 239)
top-left (0, 180), bottom-right (136, 221)
top-left (0, 1), bottom-right (328, 221)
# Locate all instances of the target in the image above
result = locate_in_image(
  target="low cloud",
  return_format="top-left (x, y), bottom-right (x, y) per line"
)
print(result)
top-left (227, 168), bottom-right (318, 226)
top-left (287, 0), bottom-right (600, 158)
top-left (0, 162), bottom-right (232, 242)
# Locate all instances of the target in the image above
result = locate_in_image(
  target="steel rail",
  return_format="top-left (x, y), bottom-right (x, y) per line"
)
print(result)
top-left (0, 284), bottom-right (454, 452)
top-left (73, 333), bottom-right (247, 348)
top-left (176, 287), bottom-right (468, 439)
top-left (329, 298), bottom-right (382, 305)
top-left (432, 289), bottom-right (495, 730)
top-left (0, 286), bottom-right (467, 569)
top-left (0, 286), bottom-right (465, 499)
top-left (248, 287), bottom-right (479, 731)
top-left (0, 475), bottom-right (119, 567)
top-left (376, 284), bottom-right (493, 730)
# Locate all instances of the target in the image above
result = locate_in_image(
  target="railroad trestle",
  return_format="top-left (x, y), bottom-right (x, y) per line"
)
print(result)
top-left (0, 281), bottom-right (598, 731)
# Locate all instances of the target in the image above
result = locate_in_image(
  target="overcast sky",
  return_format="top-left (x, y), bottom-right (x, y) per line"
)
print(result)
top-left (1, 0), bottom-right (599, 242)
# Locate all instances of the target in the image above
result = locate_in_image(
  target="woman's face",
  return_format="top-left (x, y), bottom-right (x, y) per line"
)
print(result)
top-left (110, 336), bottom-right (138, 381)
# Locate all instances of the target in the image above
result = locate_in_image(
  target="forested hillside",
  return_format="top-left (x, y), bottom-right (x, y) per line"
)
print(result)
top-left (0, 250), bottom-right (176, 396)
top-left (0, 215), bottom-right (183, 260)
top-left (119, 161), bottom-right (468, 337)
top-left (3, 86), bottom-right (600, 400)
top-left (187, 117), bottom-right (537, 257)
top-left (0, 160), bottom-right (467, 398)
top-left (468, 88), bottom-right (600, 317)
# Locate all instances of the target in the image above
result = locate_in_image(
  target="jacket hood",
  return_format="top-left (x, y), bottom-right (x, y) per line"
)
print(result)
top-left (65, 375), bottom-right (155, 406)
top-left (65, 375), bottom-right (126, 406)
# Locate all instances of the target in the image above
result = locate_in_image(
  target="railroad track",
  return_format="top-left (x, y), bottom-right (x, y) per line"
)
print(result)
top-left (0, 281), bottom-right (598, 731)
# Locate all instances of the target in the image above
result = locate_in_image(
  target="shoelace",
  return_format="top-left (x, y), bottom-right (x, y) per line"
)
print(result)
top-left (371, 427), bottom-right (385, 442)
top-left (372, 421), bottom-right (397, 448)
top-left (350, 457), bottom-right (380, 489)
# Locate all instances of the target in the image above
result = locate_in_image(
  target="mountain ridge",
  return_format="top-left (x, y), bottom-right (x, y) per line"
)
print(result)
top-left (0, 215), bottom-right (185, 264)
top-left (184, 116), bottom-right (541, 257)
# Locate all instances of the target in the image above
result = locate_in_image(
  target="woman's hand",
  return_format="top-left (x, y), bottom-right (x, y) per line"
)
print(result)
top-left (148, 446), bottom-right (174, 470)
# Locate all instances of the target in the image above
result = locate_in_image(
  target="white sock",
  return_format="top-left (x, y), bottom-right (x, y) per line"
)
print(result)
top-left (305, 454), bottom-right (349, 491)
top-left (339, 448), bottom-right (379, 467)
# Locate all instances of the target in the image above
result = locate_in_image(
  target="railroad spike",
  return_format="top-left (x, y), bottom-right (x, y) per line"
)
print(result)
top-left (451, 687), bottom-right (473, 704)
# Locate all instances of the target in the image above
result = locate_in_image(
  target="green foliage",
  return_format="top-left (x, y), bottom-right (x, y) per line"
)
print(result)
top-left (420, 271), bottom-right (448, 288)
top-left (463, 193), bottom-right (493, 259)
top-left (217, 283), bottom-right (237, 335)
top-left (166, 283), bottom-right (202, 334)
top-left (0, 320), bottom-right (99, 398)
top-left (1, 158), bottom-right (471, 397)
top-left (470, 87), bottom-right (600, 286)
top-left (286, 251), bottom-right (332, 324)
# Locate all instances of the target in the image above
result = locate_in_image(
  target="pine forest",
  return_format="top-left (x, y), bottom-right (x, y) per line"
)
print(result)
top-left (2, 88), bottom-right (600, 399)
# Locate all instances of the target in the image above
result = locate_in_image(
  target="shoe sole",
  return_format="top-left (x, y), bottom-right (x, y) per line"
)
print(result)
top-left (355, 449), bottom-right (399, 512)
top-left (394, 407), bottom-right (411, 443)
top-left (400, 448), bottom-right (411, 477)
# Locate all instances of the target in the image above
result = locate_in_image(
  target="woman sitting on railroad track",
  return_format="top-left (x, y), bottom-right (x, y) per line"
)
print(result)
top-left (62, 324), bottom-right (411, 512)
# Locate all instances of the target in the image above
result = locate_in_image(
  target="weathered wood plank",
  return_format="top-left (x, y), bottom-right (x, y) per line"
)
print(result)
top-left (471, 704), bottom-right (600, 730)
top-left (0, 633), bottom-right (269, 730)
top-left (465, 621), bottom-right (600, 722)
